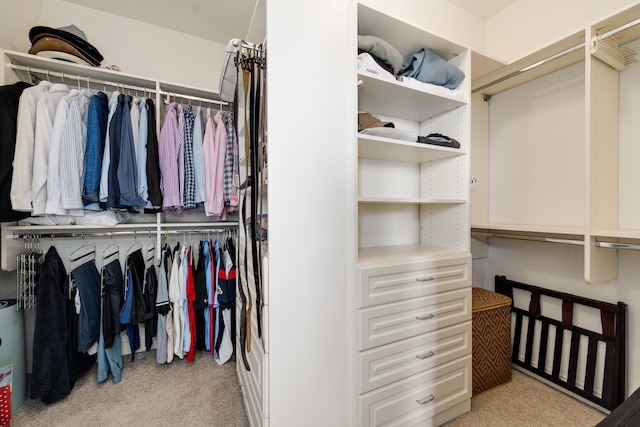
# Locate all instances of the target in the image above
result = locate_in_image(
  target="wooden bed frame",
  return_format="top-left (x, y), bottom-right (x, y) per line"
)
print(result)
top-left (495, 275), bottom-right (627, 411)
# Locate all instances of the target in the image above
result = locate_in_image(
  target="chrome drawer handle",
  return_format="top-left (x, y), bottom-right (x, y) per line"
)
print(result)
top-left (416, 313), bottom-right (435, 320)
top-left (416, 350), bottom-right (435, 360)
top-left (415, 276), bottom-right (435, 282)
top-left (416, 394), bottom-right (435, 405)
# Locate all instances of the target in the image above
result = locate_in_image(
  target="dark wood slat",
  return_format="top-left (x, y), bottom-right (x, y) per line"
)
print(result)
top-left (552, 325), bottom-right (564, 378)
top-left (583, 336), bottom-right (598, 394)
top-left (602, 341), bottom-right (615, 410)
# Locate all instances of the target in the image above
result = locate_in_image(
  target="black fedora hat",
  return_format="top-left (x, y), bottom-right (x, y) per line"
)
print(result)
top-left (28, 25), bottom-right (103, 66)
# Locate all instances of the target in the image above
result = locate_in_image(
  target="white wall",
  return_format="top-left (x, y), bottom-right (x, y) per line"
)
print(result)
top-left (0, 0), bottom-right (43, 52)
top-left (362, 0), bottom-right (486, 53)
top-left (0, 0), bottom-right (226, 91)
top-left (485, 0), bottom-right (640, 62)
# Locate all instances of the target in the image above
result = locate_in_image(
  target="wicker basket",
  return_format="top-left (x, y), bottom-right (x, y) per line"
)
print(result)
top-left (472, 287), bottom-right (512, 395)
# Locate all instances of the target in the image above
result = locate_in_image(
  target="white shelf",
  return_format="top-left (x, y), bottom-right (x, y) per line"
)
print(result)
top-left (358, 72), bottom-right (466, 121)
top-left (359, 197), bottom-right (465, 204)
top-left (358, 244), bottom-right (466, 266)
top-left (4, 50), bottom-right (157, 88)
top-left (358, 134), bottom-right (465, 162)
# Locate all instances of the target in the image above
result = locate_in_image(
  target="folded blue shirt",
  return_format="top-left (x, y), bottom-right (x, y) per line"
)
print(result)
top-left (399, 48), bottom-right (465, 89)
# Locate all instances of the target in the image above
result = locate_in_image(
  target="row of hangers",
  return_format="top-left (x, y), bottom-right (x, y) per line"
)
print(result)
top-left (19, 64), bottom-right (226, 108)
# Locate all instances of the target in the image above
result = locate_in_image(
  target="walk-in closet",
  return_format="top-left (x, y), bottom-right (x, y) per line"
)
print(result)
top-left (3, 1), bottom-right (640, 426)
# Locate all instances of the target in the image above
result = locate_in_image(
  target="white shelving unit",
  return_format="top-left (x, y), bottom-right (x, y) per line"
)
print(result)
top-left (470, 3), bottom-right (640, 284)
top-left (355, 3), bottom-right (472, 425)
top-left (0, 48), bottom-right (238, 270)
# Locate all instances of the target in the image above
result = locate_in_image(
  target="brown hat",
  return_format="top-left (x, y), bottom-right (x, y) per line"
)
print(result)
top-left (28, 25), bottom-right (103, 66)
top-left (358, 112), bottom-right (394, 132)
top-left (29, 37), bottom-right (97, 66)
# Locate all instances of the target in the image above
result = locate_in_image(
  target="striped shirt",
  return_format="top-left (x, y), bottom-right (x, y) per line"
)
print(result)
top-left (159, 102), bottom-right (182, 213)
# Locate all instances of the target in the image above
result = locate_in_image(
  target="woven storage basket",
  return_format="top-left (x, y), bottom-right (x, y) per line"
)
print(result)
top-left (472, 287), bottom-right (512, 395)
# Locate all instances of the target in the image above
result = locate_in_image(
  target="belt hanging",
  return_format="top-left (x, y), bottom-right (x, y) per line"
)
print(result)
top-left (241, 58), bottom-right (253, 354)
top-left (249, 53), bottom-right (263, 340)
top-left (256, 50), bottom-right (266, 345)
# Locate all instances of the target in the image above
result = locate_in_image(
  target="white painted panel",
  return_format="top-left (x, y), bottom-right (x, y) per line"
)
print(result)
top-left (420, 157), bottom-right (467, 200)
top-left (359, 204), bottom-right (420, 248)
top-left (420, 204), bottom-right (468, 251)
top-left (618, 38), bottom-right (640, 230)
top-left (359, 159), bottom-right (419, 199)
top-left (488, 62), bottom-right (585, 228)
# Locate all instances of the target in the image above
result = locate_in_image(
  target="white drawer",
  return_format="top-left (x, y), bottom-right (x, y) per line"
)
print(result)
top-left (358, 321), bottom-right (471, 394)
top-left (359, 355), bottom-right (471, 427)
top-left (359, 255), bottom-right (470, 308)
top-left (358, 288), bottom-right (471, 351)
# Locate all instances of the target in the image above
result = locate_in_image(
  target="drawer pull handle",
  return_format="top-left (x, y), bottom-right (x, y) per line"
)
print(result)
top-left (416, 313), bottom-right (435, 320)
top-left (416, 394), bottom-right (435, 405)
top-left (416, 350), bottom-right (435, 360)
top-left (415, 276), bottom-right (435, 282)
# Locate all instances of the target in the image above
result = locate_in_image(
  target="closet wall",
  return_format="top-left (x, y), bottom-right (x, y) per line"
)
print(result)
top-left (473, 0), bottom-right (640, 396)
top-left (486, 0), bottom-right (638, 62)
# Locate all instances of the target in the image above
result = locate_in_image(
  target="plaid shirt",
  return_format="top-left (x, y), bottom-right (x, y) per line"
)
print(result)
top-left (182, 105), bottom-right (196, 210)
top-left (224, 112), bottom-right (239, 212)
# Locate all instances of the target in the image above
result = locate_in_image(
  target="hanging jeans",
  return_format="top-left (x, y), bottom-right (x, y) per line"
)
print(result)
top-left (97, 296), bottom-right (123, 384)
top-left (72, 259), bottom-right (101, 353)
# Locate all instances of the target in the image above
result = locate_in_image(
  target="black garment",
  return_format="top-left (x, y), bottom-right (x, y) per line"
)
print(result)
top-left (128, 248), bottom-right (153, 325)
top-left (144, 264), bottom-right (158, 351)
top-left (194, 241), bottom-right (207, 350)
top-left (72, 259), bottom-right (101, 352)
top-left (31, 246), bottom-right (70, 403)
top-left (102, 258), bottom-right (124, 348)
top-left (145, 98), bottom-right (163, 210)
top-left (417, 133), bottom-right (460, 149)
top-left (107, 94), bottom-right (124, 209)
top-left (0, 82), bottom-right (32, 222)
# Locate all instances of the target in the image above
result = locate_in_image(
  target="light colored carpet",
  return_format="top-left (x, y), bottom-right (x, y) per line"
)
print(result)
top-left (11, 351), bottom-right (249, 427)
top-left (11, 358), bottom-right (608, 427)
top-left (443, 369), bottom-right (607, 427)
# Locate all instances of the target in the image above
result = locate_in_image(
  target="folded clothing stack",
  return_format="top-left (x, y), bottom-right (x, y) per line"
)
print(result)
top-left (28, 25), bottom-right (103, 67)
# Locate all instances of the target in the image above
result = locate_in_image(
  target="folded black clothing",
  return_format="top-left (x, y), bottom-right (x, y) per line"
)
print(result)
top-left (417, 133), bottom-right (460, 149)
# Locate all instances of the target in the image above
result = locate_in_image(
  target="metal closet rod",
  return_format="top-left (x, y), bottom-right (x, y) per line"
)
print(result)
top-left (158, 90), bottom-right (227, 107)
top-left (473, 232), bottom-right (640, 251)
top-left (7, 63), bottom-right (156, 94)
top-left (472, 231), bottom-right (584, 246)
top-left (596, 16), bottom-right (640, 41)
top-left (10, 228), bottom-right (236, 240)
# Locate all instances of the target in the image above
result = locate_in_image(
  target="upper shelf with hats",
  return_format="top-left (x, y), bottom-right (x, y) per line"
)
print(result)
top-left (2, 49), bottom-right (224, 105)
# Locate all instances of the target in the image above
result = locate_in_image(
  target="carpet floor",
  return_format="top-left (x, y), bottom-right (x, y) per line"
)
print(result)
top-left (11, 351), bottom-right (249, 426)
top-left (11, 357), bottom-right (608, 426)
